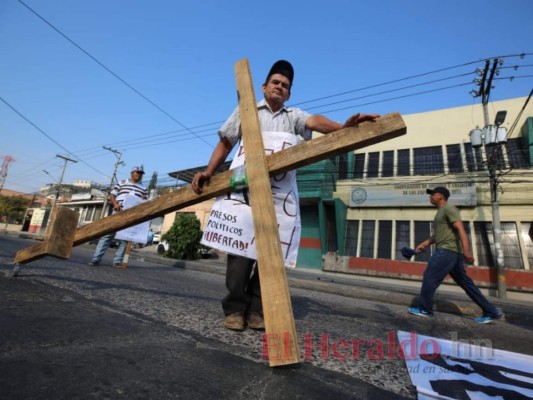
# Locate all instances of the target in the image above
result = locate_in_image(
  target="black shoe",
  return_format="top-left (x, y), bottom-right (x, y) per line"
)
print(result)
top-left (88, 260), bottom-right (99, 266)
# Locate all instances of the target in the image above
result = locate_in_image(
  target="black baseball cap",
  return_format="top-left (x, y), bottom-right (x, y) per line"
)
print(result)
top-left (265, 60), bottom-right (294, 86)
top-left (426, 186), bottom-right (450, 199)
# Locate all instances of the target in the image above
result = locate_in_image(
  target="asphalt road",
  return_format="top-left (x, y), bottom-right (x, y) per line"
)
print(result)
top-left (1, 235), bottom-right (532, 399)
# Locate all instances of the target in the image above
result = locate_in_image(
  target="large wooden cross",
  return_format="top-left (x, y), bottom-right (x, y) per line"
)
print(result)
top-left (14, 58), bottom-right (406, 367)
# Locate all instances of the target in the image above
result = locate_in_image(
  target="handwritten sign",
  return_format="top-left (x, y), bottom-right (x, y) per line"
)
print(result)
top-left (115, 195), bottom-right (150, 244)
top-left (201, 131), bottom-right (301, 268)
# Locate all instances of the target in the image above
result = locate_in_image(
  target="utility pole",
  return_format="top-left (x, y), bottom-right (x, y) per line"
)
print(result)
top-left (101, 146), bottom-right (124, 219)
top-left (55, 155), bottom-right (78, 204)
top-left (472, 58), bottom-right (507, 298)
top-left (43, 155), bottom-right (77, 234)
top-left (0, 155), bottom-right (15, 194)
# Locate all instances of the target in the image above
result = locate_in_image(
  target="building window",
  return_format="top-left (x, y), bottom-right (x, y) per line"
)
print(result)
top-left (395, 221), bottom-right (410, 260)
top-left (360, 220), bottom-right (375, 258)
top-left (84, 206), bottom-right (96, 222)
top-left (521, 222), bottom-right (533, 268)
top-left (464, 143), bottom-right (485, 172)
top-left (414, 221), bottom-right (432, 262)
top-left (344, 220), bottom-right (359, 257)
top-left (367, 152), bottom-right (380, 178)
top-left (353, 153), bottom-right (365, 179)
top-left (474, 222), bottom-right (523, 269)
top-left (397, 149), bottom-right (410, 176)
top-left (414, 146), bottom-right (444, 175)
top-left (338, 153), bottom-right (348, 180)
top-left (382, 150), bottom-right (394, 177)
top-left (501, 222), bottom-right (524, 269)
top-left (446, 143), bottom-right (464, 173)
top-left (464, 143), bottom-right (475, 172)
top-left (377, 220), bottom-right (392, 259)
top-left (474, 222), bottom-right (494, 267)
top-left (506, 137), bottom-right (529, 169)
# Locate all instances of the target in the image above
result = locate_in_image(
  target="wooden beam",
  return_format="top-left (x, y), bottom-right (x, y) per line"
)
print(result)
top-left (14, 112), bottom-right (406, 265)
top-left (235, 58), bottom-right (300, 366)
top-left (14, 206), bottom-right (78, 264)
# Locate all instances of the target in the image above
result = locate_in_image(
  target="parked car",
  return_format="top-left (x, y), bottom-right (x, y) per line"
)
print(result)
top-left (198, 244), bottom-right (215, 258)
top-left (156, 241), bottom-right (214, 259)
top-left (152, 231), bottom-right (162, 244)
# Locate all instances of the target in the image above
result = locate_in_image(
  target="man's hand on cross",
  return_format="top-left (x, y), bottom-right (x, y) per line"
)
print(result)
top-left (192, 171), bottom-right (212, 194)
top-left (343, 113), bottom-right (381, 128)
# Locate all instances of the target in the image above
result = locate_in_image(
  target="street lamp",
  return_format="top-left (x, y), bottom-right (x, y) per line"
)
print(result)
top-left (469, 110), bottom-right (507, 298)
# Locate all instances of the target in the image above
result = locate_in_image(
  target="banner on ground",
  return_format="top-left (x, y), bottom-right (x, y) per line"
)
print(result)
top-left (398, 330), bottom-right (533, 399)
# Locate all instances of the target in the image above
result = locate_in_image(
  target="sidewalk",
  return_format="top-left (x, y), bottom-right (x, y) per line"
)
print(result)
top-left (130, 244), bottom-right (533, 326)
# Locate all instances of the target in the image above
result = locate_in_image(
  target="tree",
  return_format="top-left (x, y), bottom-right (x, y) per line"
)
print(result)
top-left (0, 195), bottom-right (30, 227)
top-left (162, 213), bottom-right (203, 260)
top-left (148, 171), bottom-right (158, 192)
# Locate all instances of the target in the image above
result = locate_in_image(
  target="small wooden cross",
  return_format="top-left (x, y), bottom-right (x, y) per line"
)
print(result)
top-left (13, 58), bottom-right (406, 367)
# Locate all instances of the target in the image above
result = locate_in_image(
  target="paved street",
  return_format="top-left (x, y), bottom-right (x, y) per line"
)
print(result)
top-left (1, 234), bottom-right (533, 399)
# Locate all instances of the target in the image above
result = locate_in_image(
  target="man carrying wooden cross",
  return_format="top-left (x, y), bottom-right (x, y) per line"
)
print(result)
top-left (192, 60), bottom-right (380, 331)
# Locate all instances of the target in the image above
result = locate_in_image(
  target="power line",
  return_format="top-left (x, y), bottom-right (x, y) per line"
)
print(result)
top-left (17, 0), bottom-right (214, 149)
top-left (291, 53), bottom-right (532, 107)
top-left (100, 61), bottom-right (532, 151)
top-left (3, 20), bottom-right (531, 190)
top-left (304, 72), bottom-right (475, 112)
top-left (0, 95), bottom-right (107, 177)
top-left (90, 59), bottom-right (532, 152)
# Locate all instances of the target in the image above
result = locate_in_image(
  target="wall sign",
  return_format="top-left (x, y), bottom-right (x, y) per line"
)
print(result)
top-left (349, 182), bottom-right (477, 207)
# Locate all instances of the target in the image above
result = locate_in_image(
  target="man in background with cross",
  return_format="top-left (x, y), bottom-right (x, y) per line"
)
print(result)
top-left (192, 60), bottom-right (379, 331)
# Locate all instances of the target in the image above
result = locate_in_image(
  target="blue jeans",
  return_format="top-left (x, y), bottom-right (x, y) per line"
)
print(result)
top-left (91, 233), bottom-right (127, 265)
top-left (419, 248), bottom-right (499, 317)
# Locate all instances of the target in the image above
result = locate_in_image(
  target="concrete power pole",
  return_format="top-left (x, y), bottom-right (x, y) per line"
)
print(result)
top-left (55, 155), bottom-right (78, 204)
top-left (474, 58), bottom-right (507, 298)
top-left (0, 155), bottom-right (15, 193)
top-left (101, 146), bottom-right (124, 219)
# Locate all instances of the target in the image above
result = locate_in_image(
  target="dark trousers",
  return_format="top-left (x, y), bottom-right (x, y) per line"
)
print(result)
top-left (419, 248), bottom-right (499, 317)
top-left (221, 254), bottom-right (262, 316)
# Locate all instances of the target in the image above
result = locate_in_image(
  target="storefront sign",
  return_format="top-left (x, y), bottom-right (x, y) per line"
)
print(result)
top-left (349, 182), bottom-right (477, 207)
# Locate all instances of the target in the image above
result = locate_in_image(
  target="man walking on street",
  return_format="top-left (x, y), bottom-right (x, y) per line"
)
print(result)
top-left (408, 186), bottom-right (503, 323)
top-left (89, 166), bottom-right (148, 267)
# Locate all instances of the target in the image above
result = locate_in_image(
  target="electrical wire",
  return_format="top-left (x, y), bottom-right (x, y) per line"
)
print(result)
top-left (11, 1), bottom-right (533, 154)
top-left (5, 4), bottom-right (533, 192)
top-left (17, 0), bottom-right (214, 149)
top-left (0, 95), bottom-right (107, 178)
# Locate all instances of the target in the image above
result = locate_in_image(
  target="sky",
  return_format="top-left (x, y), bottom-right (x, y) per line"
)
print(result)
top-left (1, 0), bottom-right (532, 193)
